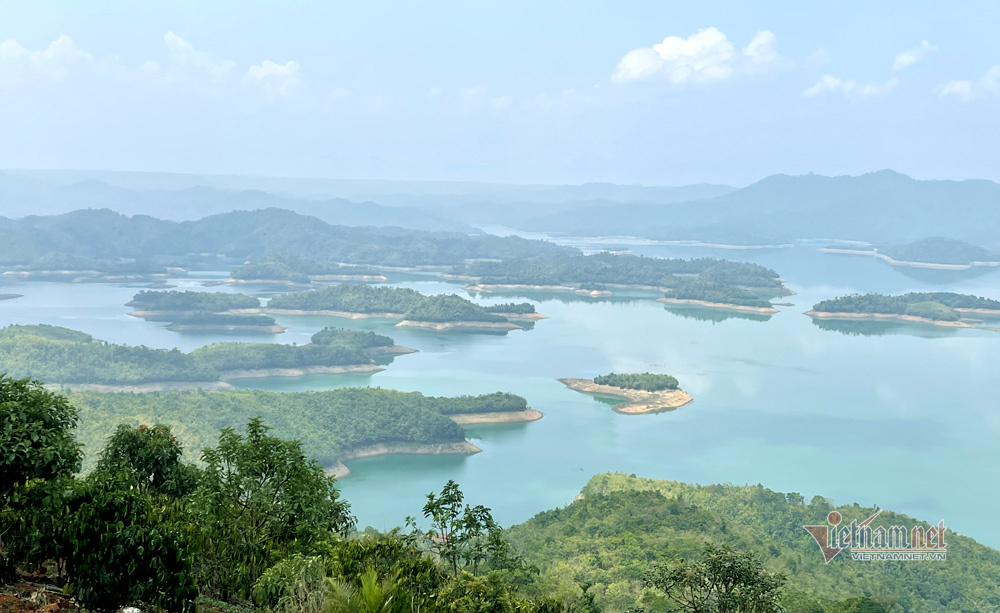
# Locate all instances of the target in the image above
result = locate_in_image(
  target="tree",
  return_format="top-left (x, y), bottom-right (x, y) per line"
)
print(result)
top-left (190, 417), bottom-right (355, 598)
top-left (94, 423), bottom-right (199, 498)
top-left (0, 376), bottom-right (82, 573)
top-left (643, 544), bottom-right (785, 613)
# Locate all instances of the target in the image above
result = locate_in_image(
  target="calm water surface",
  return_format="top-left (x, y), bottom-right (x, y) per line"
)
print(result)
top-left (1, 246), bottom-right (998, 547)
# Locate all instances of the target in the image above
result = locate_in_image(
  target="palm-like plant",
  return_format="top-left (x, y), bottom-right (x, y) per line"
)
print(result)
top-left (325, 569), bottom-right (408, 613)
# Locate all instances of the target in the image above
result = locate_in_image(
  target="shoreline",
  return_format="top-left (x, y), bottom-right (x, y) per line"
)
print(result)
top-left (805, 311), bottom-right (975, 328)
top-left (820, 248), bottom-right (1000, 270)
top-left (657, 297), bottom-right (778, 315)
top-left (219, 364), bottom-right (386, 380)
top-left (559, 378), bottom-right (694, 414)
top-left (367, 345), bottom-right (419, 356)
top-left (46, 380), bottom-right (235, 393)
top-left (489, 312), bottom-right (548, 321)
top-left (325, 440), bottom-right (483, 479)
top-left (447, 409), bottom-right (544, 424)
top-left (262, 308), bottom-right (406, 319)
top-left (164, 324), bottom-right (288, 333)
top-left (395, 319), bottom-right (522, 331)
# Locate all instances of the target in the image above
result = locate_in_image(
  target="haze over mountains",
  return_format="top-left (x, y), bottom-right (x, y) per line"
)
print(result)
top-left (3, 168), bottom-right (998, 249)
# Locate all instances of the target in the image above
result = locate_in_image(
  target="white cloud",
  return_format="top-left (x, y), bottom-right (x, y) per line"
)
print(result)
top-left (162, 31), bottom-right (235, 82)
top-left (894, 40), bottom-right (937, 70)
top-left (940, 65), bottom-right (1000, 101)
top-left (0, 35), bottom-right (94, 81)
top-left (245, 60), bottom-right (301, 96)
top-left (802, 75), bottom-right (898, 99)
top-left (613, 27), bottom-right (787, 84)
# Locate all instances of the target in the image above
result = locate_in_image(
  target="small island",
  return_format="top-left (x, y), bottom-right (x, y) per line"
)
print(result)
top-left (0, 293), bottom-right (22, 301)
top-left (265, 284), bottom-right (538, 331)
top-left (70, 387), bottom-right (542, 478)
top-left (560, 372), bottom-right (693, 414)
top-left (0, 324), bottom-right (415, 390)
top-left (807, 292), bottom-right (1000, 329)
top-left (126, 290), bottom-right (282, 333)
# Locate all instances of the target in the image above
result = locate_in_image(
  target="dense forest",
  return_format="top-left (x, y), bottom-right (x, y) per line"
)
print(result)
top-left (812, 292), bottom-right (1000, 321)
top-left (0, 325), bottom-right (397, 385)
top-left (0, 208), bottom-right (574, 271)
top-left (231, 254), bottom-right (384, 283)
top-left (127, 290), bottom-right (261, 312)
top-left (164, 313), bottom-right (280, 328)
top-left (484, 302), bottom-right (537, 315)
top-left (592, 373), bottom-right (680, 391)
top-left (457, 253), bottom-right (787, 300)
top-left (267, 284), bottom-right (521, 324)
top-left (665, 279), bottom-right (775, 308)
top-left (880, 237), bottom-right (998, 265)
top-left (507, 473), bottom-right (1000, 613)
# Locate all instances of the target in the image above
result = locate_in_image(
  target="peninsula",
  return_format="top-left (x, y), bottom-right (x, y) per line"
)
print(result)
top-left (807, 292), bottom-right (1000, 329)
top-left (68, 387), bottom-right (541, 477)
top-left (126, 290), bottom-right (283, 333)
top-left (559, 373), bottom-right (693, 414)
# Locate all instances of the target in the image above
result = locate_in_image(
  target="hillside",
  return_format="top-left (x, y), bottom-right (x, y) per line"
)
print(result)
top-left (880, 237), bottom-right (998, 265)
top-left (519, 170), bottom-right (1000, 246)
top-left (507, 473), bottom-right (1000, 613)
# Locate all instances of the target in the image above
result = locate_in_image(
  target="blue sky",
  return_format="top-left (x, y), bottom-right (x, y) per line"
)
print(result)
top-left (1, 0), bottom-right (998, 185)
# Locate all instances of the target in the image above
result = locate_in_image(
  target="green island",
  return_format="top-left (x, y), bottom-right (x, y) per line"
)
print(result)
top-left (0, 324), bottom-right (414, 390)
top-left (456, 252), bottom-right (788, 313)
top-left (69, 387), bottom-right (538, 476)
top-left (6, 381), bottom-right (996, 613)
top-left (126, 290), bottom-right (283, 333)
top-left (880, 237), bottom-right (999, 268)
top-left (231, 253), bottom-right (388, 284)
top-left (807, 292), bottom-right (1000, 328)
top-left (559, 372), bottom-right (693, 414)
top-left (266, 284), bottom-right (535, 331)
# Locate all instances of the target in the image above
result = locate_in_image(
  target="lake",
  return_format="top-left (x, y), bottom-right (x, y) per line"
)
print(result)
top-left (1, 244), bottom-right (998, 548)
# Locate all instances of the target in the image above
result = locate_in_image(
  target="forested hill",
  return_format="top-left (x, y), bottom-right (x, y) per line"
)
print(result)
top-left (507, 473), bottom-right (1000, 613)
top-left (0, 207), bottom-right (574, 270)
top-left (518, 170), bottom-right (1000, 246)
top-left (880, 237), bottom-right (999, 265)
top-left (70, 387), bottom-right (529, 468)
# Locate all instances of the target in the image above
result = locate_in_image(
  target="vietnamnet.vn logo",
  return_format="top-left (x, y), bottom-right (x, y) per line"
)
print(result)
top-left (804, 510), bottom-right (947, 562)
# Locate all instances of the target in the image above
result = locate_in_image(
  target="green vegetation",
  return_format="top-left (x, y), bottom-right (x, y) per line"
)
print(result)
top-left (0, 325), bottom-right (399, 385)
top-left (457, 253), bottom-right (785, 294)
top-left (268, 285), bottom-right (521, 324)
top-left (166, 313), bottom-right (280, 327)
top-left (592, 373), bottom-right (680, 391)
top-left (127, 290), bottom-right (261, 312)
top-left (881, 237), bottom-right (998, 265)
top-left (69, 387), bottom-right (529, 467)
top-left (4, 380), bottom-right (997, 612)
top-left (402, 294), bottom-right (507, 323)
top-left (666, 279), bottom-right (775, 308)
top-left (267, 284), bottom-right (425, 314)
top-left (507, 473), bottom-right (1000, 613)
top-left (231, 254), bottom-right (383, 283)
top-left (484, 302), bottom-right (537, 315)
top-left (812, 292), bottom-right (1000, 321)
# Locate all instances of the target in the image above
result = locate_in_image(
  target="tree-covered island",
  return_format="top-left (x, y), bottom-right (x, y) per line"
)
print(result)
top-left (265, 284), bottom-right (539, 331)
top-left (126, 290), bottom-right (283, 332)
top-left (0, 324), bottom-right (416, 389)
top-left (559, 372), bottom-right (692, 414)
top-left (808, 291), bottom-right (1000, 328)
top-left (454, 252), bottom-right (788, 312)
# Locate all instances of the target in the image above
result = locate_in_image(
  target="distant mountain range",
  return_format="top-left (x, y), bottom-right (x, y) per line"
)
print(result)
top-left (519, 170), bottom-right (1000, 247)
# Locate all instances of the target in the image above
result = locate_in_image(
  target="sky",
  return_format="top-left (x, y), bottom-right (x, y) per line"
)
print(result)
top-left (1, 0), bottom-right (998, 186)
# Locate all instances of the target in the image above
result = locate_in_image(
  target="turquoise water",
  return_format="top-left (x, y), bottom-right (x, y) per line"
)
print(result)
top-left (1, 247), bottom-right (998, 548)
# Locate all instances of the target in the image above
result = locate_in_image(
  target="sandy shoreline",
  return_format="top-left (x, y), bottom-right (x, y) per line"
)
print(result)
top-left (219, 364), bottom-right (386, 380)
top-left (559, 378), bottom-right (694, 414)
top-left (448, 409), bottom-right (544, 424)
top-left (658, 297), bottom-right (778, 315)
top-left (325, 440), bottom-right (483, 479)
top-left (367, 345), bottom-right (419, 356)
top-left (805, 311), bottom-right (974, 328)
top-left (395, 320), bottom-right (522, 331)
top-left (820, 248), bottom-right (1000, 270)
top-left (489, 312), bottom-right (548, 321)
